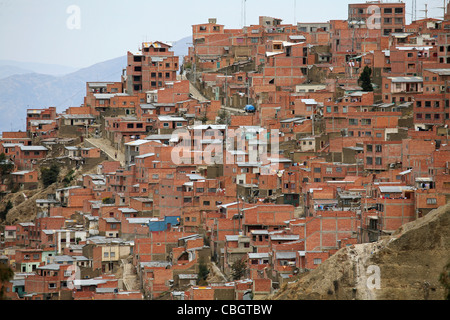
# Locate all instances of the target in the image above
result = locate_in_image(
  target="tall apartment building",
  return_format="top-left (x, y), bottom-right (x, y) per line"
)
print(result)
top-left (348, 1), bottom-right (406, 36)
top-left (126, 41), bottom-right (179, 95)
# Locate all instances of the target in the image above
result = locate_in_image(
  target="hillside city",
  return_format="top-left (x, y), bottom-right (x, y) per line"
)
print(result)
top-left (0, 1), bottom-right (449, 301)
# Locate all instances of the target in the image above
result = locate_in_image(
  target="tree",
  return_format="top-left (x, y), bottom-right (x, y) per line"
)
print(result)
top-left (439, 262), bottom-right (450, 300)
top-left (0, 263), bottom-right (14, 300)
top-left (197, 258), bottom-right (209, 286)
top-left (359, 66), bottom-right (373, 92)
top-left (63, 169), bottom-right (75, 187)
top-left (0, 200), bottom-right (12, 221)
top-left (41, 164), bottom-right (60, 188)
top-left (217, 110), bottom-right (231, 125)
top-left (231, 258), bottom-right (247, 280)
top-left (0, 153), bottom-right (14, 177)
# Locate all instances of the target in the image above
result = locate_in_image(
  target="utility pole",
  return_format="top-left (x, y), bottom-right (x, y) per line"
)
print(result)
top-left (225, 69), bottom-right (228, 108)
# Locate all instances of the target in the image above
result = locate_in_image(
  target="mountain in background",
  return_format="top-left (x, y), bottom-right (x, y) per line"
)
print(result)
top-left (0, 56), bottom-right (127, 132)
top-left (0, 65), bottom-right (34, 80)
top-left (0, 60), bottom-right (79, 78)
top-left (171, 36), bottom-right (191, 64)
top-left (0, 36), bottom-right (191, 133)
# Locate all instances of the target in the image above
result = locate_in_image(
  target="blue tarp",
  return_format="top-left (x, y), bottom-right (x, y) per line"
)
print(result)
top-left (148, 216), bottom-right (180, 232)
top-left (244, 105), bottom-right (256, 112)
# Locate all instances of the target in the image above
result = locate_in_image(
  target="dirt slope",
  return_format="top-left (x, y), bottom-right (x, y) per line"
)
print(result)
top-left (270, 203), bottom-right (450, 300)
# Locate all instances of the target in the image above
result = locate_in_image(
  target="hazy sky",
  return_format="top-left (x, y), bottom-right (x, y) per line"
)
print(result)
top-left (0, 0), bottom-right (445, 69)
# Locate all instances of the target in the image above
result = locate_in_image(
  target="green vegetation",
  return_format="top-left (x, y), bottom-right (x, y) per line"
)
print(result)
top-left (41, 164), bottom-right (60, 188)
top-left (102, 197), bottom-right (115, 204)
top-left (231, 258), bottom-right (247, 281)
top-left (0, 200), bottom-right (13, 221)
top-left (197, 258), bottom-right (210, 286)
top-left (439, 261), bottom-right (450, 300)
top-left (0, 153), bottom-right (14, 177)
top-left (217, 110), bottom-right (231, 125)
top-left (359, 66), bottom-right (374, 92)
top-left (0, 263), bottom-right (14, 300)
top-left (63, 169), bottom-right (75, 187)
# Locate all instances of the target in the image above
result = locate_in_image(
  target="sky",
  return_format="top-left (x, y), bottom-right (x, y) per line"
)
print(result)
top-left (0, 0), bottom-right (446, 69)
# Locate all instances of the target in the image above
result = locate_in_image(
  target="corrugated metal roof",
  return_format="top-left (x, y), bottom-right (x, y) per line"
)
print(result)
top-left (248, 253), bottom-right (270, 259)
top-left (379, 186), bottom-right (414, 193)
top-left (275, 252), bottom-right (297, 259)
top-left (388, 76), bottom-right (423, 83)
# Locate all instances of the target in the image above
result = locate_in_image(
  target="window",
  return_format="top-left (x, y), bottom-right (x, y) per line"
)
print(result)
top-left (314, 167), bottom-right (321, 173)
top-left (104, 252), bottom-right (109, 258)
top-left (367, 145), bottom-right (373, 152)
top-left (203, 201), bottom-right (210, 206)
top-left (394, 7), bottom-right (403, 14)
top-left (313, 258), bottom-right (322, 265)
top-left (196, 188), bottom-right (204, 193)
top-left (384, 8), bottom-right (392, 14)
top-left (349, 119), bottom-right (358, 125)
top-left (366, 157), bottom-right (373, 165)
top-left (326, 167), bottom-right (332, 174)
top-left (375, 157), bottom-right (382, 165)
top-left (375, 145), bottom-right (382, 152)
top-left (427, 198), bottom-right (437, 205)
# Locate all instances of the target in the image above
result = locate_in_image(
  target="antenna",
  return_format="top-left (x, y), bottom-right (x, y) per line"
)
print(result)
top-left (244, 0), bottom-right (247, 27)
top-left (437, 0), bottom-right (448, 19)
top-left (240, 0), bottom-right (247, 28)
top-left (420, 3), bottom-right (428, 19)
top-left (294, 0), bottom-right (297, 24)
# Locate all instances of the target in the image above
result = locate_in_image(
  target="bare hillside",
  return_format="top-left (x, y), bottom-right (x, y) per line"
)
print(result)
top-left (270, 203), bottom-right (450, 300)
